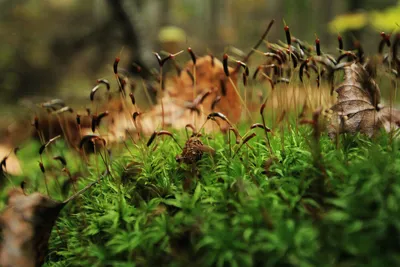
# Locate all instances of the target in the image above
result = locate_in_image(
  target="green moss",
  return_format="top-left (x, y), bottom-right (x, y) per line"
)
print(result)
top-left (2, 123), bottom-right (400, 267)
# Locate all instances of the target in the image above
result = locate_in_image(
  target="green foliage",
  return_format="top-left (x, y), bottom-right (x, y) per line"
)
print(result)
top-left (2, 124), bottom-right (400, 267)
top-left (329, 0), bottom-right (400, 33)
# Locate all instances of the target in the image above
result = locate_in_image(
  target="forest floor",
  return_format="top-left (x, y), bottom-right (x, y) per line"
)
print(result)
top-left (2, 119), bottom-right (399, 267)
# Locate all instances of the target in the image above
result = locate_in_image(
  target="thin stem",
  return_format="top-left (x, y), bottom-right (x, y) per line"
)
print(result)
top-left (43, 172), bottom-right (50, 197)
top-left (93, 141), bottom-right (100, 183)
top-left (160, 67), bottom-right (165, 129)
top-left (228, 77), bottom-right (254, 121)
top-left (193, 65), bottom-right (197, 127)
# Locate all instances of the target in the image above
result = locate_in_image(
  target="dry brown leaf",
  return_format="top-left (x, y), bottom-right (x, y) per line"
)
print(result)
top-left (1, 56), bottom-right (241, 148)
top-left (0, 189), bottom-right (64, 267)
top-left (156, 56), bottom-right (241, 131)
top-left (0, 182), bottom-right (96, 267)
top-left (328, 63), bottom-right (400, 137)
top-left (109, 56), bottom-right (242, 137)
top-left (0, 145), bottom-right (21, 177)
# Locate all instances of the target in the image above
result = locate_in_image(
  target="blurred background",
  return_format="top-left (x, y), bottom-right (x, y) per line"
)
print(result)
top-left (0, 0), bottom-right (399, 114)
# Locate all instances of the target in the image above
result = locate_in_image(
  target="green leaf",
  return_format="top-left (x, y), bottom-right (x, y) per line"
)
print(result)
top-left (192, 183), bottom-right (202, 207)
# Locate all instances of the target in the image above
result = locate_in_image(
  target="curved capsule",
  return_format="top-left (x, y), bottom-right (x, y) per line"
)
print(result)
top-left (146, 131), bottom-right (158, 147)
top-left (287, 50), bottom-right (298, 68)
top-left (153, 52), bottom-right (162, 67)
top-left (207, 112), bottom-right (231, 127)
top-left (157, 130), bottom-right (174, 138)
top-left (211, 95), bottom-right (221, 110)
top-left (325, 54), bottom-right (338, 65)
top-left (336, 51), bottom-right (358, 64)
top-left (39, 162), bottom-right (45, 173)
top-left (236, 61), bottom-right (249, 76)
top-left (96, 79), bottom-right (111, 90)
top-left (90, 85), bottom-right (101, 101)
top-left (157, 130), bottom-right (183, 149)
top-left (34, 116), bottom-right (39, 131)
top-left (250, 123), bottom-right (271, 132)
top-left (315, 37), bottom-right (321, 56)
top-left (118, 75), bottom-right (127, 95)
top-left (209, 53), bottom-right (215, 67)
top-left (129, 93), bottom-right (136, 105)
top-left (260, 103), bottom-right (266, 116)
top-left (253, 64), bottom-right (280, 81)
top-left (242, 73), bottom-right (248, 86)
top-left (379, 32), bottom-right (391, 54)
top-left (292, 37), bottom-right (312, 56)
top-left (354, 41), bottom-right (364, 63)
top-left (96, 111), bottom-right (109, 127)
top-left (41, 99), bottom-right (66, 110)
top-left (113, 57), bottom-right (120, 74)
top-left (229, 127), bottom-right (241, 144)
top-left (1, 156), bottom-right (7, 169)
top-left (253, 66), bottom-right (262, 80)
top-left (207, 112), bottom-right (227, 121)
top-left (161, 54), bottom-right (173, 66)
top-left (284, 25), bottom-right (291, 46)
top-left (91, 115), bottom-right (97, 133)
top-left (223, 54), bottom-right (230, 77)
top-left (39, 135), bottom-right (61, 155)
top-left (220, 79), bottom-right (227, 96)
top-left (132, 112), bottom-right (141, 121)
top-left (187, 47), bottom-right (196, 65)
top-left (338, 35), bottom-right (343, 52)
top-left (53, 106), bottom-right (73, 114)
top-left (79, 135), bottom-right (106, 149)
top-left (242, 133), bottom-right (256, 145)
top-left (186, 69), bottom-right (195, 85)
top-left (185, 123), bottom-right (196, 134)
top-left (193, 90), bottom-right (211, 107)
top-left (53, 156), bottom-right (67, 166)
top-left (264, 52), bottom-right (283, 66)
top-left (299, 59), bottom-right (320, 87)
top-left (288, 47), bottom-right (302, 62)
top-left (274, 77), bottom-right (290, 85)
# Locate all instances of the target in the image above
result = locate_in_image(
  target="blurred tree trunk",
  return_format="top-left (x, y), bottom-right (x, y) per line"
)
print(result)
top-left (209, 0), bottom-right (222, 51)
top-left (106, 0), bottom-right (156, 79)
top-left (319, 0), bottom-right (334, 50)
top-left (220, 0), bottom-right (235, 45)
top-left (318, 0), bottom-right (336, 44)
top-left (346, 0), bottom-right (362, 49)
top-left (160, 0), bottom-right (171, 27)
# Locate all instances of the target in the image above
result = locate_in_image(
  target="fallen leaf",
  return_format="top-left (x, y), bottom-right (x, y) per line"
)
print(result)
top-left (0, 145), bottom-right (21, 177)
top-left (162, 56), bottom-right (241, 130)
top-left (0, 181), bottom-right (96, 267)
top-left (328, 63), bottom-right (400, 137)
top-left (2, 57), bottom-right (240, 148)
top-left (109, 56), bottom-right (242, 136)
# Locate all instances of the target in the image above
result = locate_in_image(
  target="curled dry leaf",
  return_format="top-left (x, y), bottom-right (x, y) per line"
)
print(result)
top-left (3, 56), bottom-right (241, 147)
top-left (328, 63), bottom-right (400, 138)
top-left (0, 145), bottom-right (21, 177)
top-left (0, 181), bottom-right (96, 267)
top-left (140, 56), bottom-right (241, 133)
top-left (0, 189), bottom-right (65, 267)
